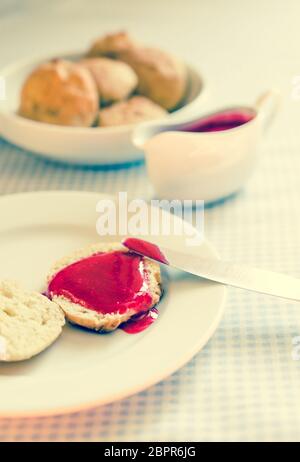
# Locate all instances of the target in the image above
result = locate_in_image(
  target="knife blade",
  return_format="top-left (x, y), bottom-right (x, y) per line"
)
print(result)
top-left (123, 238), bottom-right (300, 302)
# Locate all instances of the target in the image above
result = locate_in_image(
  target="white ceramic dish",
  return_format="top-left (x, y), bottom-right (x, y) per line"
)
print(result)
top-left (0, 191), bottom-right (225, 417)
top-left (0, 52), bottom-right (205, 166)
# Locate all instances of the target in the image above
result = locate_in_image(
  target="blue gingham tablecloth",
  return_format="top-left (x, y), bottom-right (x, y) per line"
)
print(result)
top-left (1, 0), bottom-right (300, 442)
top-left (1, 135), bottom-right (300, 442)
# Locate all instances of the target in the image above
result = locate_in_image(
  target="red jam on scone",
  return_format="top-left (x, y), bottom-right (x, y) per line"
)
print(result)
top-left (48, 250), bottom-right (161, 334)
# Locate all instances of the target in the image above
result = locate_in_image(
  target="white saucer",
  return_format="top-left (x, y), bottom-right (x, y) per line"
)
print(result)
top-left (0, 191), bottom-right (225, 417)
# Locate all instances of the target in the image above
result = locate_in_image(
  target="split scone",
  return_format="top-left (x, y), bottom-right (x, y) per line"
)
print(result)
top-left (0, 280), bottom-right (65, 362)
top-left (47, 242), bottom-right (162, 332)
top-left (80, 57), bottom-right (138, 104)
top-left (119, 47), bottom-right (187, 110)
top-left (19, 59), bottom-right (99, 126)
top-left (98, 96), bottom-right (167, 127)
top-left (87, 31), bottom-right (138, 59)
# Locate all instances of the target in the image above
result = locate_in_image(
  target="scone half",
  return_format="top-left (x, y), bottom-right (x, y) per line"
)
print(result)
top-left (0, 280), bottom-right (65, 362)
top-left (47, 242), bottom-right (162, 332)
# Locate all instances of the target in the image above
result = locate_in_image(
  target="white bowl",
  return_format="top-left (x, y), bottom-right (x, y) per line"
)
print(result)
top-left (0, 52), bottom-right (206, 166)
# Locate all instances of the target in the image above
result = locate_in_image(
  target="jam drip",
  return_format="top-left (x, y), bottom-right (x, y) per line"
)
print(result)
top-left (120, 307), bottom-right (159, 334)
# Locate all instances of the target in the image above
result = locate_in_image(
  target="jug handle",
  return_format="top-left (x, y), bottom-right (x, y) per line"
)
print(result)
top-left (255, 89), bottom-right (281, 132)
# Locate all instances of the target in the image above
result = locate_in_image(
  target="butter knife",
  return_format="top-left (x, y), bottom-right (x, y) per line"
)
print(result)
top-left (123, 238), bottom-right (300, 302)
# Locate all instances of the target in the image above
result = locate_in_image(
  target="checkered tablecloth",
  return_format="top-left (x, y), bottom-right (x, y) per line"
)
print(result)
top-left (1, 0), bottom-right (300, 442)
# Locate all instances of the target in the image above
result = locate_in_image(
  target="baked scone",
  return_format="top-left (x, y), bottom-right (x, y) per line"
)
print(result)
top-left (0, 280), bottom-right (65, 362)
top-left (80, 57), bottom-right (138, 104)
top-left (47, 242), bottom-right (162, 332)
top-left (19, 59), bottom-right (99, 126)
top-left (98, 96), bottom-right (167, 127)
top-left (87, 31), bottom-right (138, 59)
top-left (119, 47), bottom-right (187, 110)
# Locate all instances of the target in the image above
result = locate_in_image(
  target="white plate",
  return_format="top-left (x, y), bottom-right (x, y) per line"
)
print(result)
top-left (0, 52), bottom-right (206, 166)
top-left (0, 191), bottom-right (225, 417)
